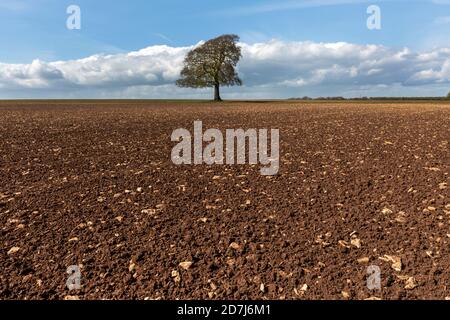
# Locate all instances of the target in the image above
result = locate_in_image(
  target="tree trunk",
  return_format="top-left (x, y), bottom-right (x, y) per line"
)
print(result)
top-left (214, 83), bottom-right (222, 101)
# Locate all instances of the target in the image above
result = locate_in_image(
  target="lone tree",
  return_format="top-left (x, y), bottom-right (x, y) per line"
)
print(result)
top-left (176, 34), bottom-right (242, 101)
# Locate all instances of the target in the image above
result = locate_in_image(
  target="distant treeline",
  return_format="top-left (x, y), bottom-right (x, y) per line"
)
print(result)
top-left (288, 97), bottom-right (450, 101)
top-left (288, 96), bottom-right (449, 101)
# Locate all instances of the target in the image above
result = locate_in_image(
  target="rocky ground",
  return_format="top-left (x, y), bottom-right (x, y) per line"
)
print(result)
top-left (0, 100), bottom-right (448, 300)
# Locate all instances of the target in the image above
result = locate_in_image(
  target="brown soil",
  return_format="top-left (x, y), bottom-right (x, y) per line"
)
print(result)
top-left (0, 100), bottom-right (448, 300)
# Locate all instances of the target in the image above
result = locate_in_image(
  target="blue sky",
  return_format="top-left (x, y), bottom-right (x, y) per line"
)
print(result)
top-left (3, 0), bottom-right (450, 62)
top-left (2, 0), bottom-right (450, 98)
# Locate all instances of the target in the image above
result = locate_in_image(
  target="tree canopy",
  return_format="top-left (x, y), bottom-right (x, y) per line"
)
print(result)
top-left (176, 34), bottom-right (242, 101)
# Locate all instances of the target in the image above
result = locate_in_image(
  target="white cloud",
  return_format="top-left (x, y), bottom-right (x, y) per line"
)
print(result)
top-left (0, 59), bottom-right (64, 89)
top-left (431, 0), bottom-right (450, 4)
top-left (2, 40), bottom-right (450, 98)
top-left (217, 0), bottom-right (450, 17)
top-left (0, 0), bottom-right (29, 11)
top-left (433, 16), bottom-right (450, 25)
top-left (153, 33), bottom-right (175, 44)
top-left (215, 0), bottom-right (376, 16)
top-left (53, 45), bottom-right (192, 88)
